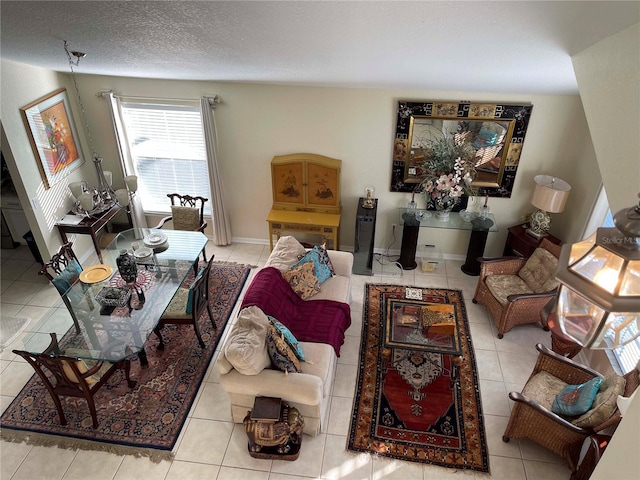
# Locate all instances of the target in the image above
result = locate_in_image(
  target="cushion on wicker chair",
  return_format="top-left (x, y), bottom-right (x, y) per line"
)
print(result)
top-left (518, 247), bottom-right (560, 293)
top-left (171, 205), bottom-right (201, 231)
top-left (522, 370), bottom-right (568, 410)
top-left (572, 374), bottom-right (626, 428)
top-left (552, 377), bottom-right (602, 416)
top-left (486, 274), bottom-right (534, 305)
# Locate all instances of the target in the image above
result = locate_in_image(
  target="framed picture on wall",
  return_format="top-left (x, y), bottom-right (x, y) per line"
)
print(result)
top-left (20, 88), bottom-right (84, 189)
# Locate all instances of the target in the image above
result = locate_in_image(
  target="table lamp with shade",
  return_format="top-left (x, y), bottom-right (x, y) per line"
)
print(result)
top-left (554, 194), bottom-right (640, 350)
top-left (526, 175), bottom-right (572, 239)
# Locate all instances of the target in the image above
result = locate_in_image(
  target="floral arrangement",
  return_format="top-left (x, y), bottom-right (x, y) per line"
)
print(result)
top-left (416, 136), bottom-right (477, 212)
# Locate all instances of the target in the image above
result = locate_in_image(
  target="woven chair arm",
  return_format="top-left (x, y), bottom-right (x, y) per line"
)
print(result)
top-left (153, 215), bottom-right (173, 229)
top-left (478, 257), bottom-right (527, 276)
top-left (197, 221), bottom-right (208, 233)
top-left (531, 344), bottom-right (602, 383)
top-left (506, 290), bottom-right (558, 303)
top-left (508, 391), bottom-right (593, 435)
top-left (592, 412), bottom-right (623, 433)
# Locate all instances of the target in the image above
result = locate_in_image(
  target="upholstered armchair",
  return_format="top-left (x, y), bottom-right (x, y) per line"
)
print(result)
top-left (472, 238), bottom-right (562, 338)
top-left (502, 343), bottom-right (639, 472)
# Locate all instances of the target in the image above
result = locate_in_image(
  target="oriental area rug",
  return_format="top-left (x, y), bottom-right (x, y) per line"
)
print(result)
top-left (0, 262), bottom-right (251, 462)
top-left (347, 284), bottom-right (489, 473)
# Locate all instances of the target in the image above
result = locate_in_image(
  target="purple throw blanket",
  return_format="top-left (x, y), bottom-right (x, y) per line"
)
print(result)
top-left (240, 267), bottom-right (351, 356)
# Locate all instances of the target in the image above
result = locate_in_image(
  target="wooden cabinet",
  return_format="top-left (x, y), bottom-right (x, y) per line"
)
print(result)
top-left (503, 223), bottom-right (561, 258)
top-left (271, 153), bottom-right (341, 214)
top-left (267, 153), bottom-right (342, 250)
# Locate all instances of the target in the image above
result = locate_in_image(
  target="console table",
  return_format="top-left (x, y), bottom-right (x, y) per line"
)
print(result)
top-left (398, 209), bottom-right (498, 276)
top-left (56, 204), bottom-right (124, 263)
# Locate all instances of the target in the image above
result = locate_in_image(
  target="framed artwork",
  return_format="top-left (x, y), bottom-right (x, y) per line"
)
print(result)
top-left (21, 88), bottom-right (84, 189)
top-left (391, 100), bottom-right (533, 197)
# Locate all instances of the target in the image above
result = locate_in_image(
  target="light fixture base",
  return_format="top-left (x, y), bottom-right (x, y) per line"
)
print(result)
top-left (525, 228), bottom-right (548, 240)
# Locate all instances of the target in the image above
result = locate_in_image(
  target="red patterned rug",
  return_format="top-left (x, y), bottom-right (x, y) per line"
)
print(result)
top-left (0, 262), bottom-right (251, 462)
top-left (347, 284), bottom-right (489, 473)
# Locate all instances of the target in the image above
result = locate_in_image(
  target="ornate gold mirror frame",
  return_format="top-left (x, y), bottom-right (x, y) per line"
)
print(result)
top-left (391, 100), bottom-right (533, 197)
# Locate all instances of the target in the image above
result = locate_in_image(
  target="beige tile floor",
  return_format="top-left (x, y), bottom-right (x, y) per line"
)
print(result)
top-left (0, 243), bottom-right (572, 480)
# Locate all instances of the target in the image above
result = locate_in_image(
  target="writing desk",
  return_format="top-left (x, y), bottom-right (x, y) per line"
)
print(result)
top-left (267, 209), bottom-right (341, 250)
top-left (398, 209), bottom-right (498, 276)
top-left (22, 228), bottom-right (208, 366)
top-left (56, 204), bottom-right (125, 263)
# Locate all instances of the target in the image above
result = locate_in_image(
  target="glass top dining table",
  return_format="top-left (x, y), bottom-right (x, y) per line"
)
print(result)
top-left (22, 228), bottom-right (209, 363)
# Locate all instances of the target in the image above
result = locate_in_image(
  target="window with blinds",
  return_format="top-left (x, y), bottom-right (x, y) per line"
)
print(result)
top-left (120, 102), bottom-right (211, 215)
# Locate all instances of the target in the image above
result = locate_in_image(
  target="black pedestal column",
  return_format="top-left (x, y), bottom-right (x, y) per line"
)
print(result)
top-left (398, 213), bottom-right (420, 270)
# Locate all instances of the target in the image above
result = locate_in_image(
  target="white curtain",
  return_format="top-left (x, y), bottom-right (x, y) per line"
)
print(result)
top-left (200, 96), bottom-right (232, 245)
top-left (102, 92), bottom-right (148, 229)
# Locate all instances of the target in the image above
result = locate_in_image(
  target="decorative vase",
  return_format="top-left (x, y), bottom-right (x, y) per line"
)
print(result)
top-left (435, 210), bottom-right (451, 221)
top-left (116, 249), bottom-right (138, 284)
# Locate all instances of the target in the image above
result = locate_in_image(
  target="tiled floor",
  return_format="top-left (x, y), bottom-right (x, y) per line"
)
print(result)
top-left (1, 243), bottom-right (572, 480)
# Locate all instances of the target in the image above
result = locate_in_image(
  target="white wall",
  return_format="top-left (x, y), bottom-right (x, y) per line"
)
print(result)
top-left (572, 23), bottom-right (640, 480)
top-left (50, 73), bottom-right (597, 259)
top-left (1, 58), bottom-right (599, 262)
top-left (573, 23), bottom-right (640, 214)
top-left (0, 60), bottom-right (99, 260)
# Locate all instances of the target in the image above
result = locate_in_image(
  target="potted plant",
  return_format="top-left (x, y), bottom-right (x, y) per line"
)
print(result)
top-left (415, 135), bottom-right (478, 220)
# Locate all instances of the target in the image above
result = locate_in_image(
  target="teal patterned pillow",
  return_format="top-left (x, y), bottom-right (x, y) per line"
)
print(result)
top-left (52, 258), bottom-right (82, 295)
top-left (268, 316), bottom-right (305, 361)
top-left (291, 245), bottom-right (335, 284)
top-left (552, 377), bottom-right (602, 416)
top-left (266, 324), bottom-right (301, 374)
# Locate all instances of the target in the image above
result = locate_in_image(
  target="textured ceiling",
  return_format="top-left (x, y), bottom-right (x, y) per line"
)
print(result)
top-left (1, 1), bottom-right (639, 94)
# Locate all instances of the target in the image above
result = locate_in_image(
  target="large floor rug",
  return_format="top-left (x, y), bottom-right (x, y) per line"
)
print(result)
top-left (348, 284), bottom-right (489, 473)
top-left (0, 262), bottom-right (251, 462)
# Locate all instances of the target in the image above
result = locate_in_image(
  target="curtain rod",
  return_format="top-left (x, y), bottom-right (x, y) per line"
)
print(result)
top-left (97, 91), bottom-right (222, 104)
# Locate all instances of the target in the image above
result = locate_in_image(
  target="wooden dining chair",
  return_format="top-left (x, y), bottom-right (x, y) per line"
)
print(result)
top-left (153, 193), bottom-right (209, 261)
top-left (154, 257), bottom-right (214, 349)
top-left (12, 333), bottom-right (134, 429)
top-left (38, 242), bottom-right (93, 334)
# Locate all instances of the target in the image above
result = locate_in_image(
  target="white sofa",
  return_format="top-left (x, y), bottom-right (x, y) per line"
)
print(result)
top-left (216, 236), bottom-right (354, 435)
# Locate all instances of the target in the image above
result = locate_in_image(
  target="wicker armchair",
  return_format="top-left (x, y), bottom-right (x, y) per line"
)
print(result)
top-left (503, 344), bottom-right (639, 471)
top-left (472, 238), bottom-right (562, 338)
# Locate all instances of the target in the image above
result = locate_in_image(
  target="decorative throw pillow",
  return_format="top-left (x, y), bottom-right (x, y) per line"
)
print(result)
top-left (573, 374), bottom-right (626, 428)
top-left (266, 324), bottom-right (301, 374)
top-left (265, 236), bottom-right (307, 271)
top-left (223, 306), bottom-right (272, 375)
top-left (552, 377), bottom-right (602, 416)
top-left (282, 261), bottom-right (321, 299)
top-left (268, 316), bottom-right (305, 361)
top-left (171, 205), bottom-right (201, 231)
top-left (290, 245), bottom-right (335, 284)
top-left (518, 247), bottom-right (559, 293)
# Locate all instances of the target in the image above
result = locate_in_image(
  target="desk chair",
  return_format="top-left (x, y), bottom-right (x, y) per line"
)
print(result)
top-left (13, 333), bottom-right (134, 429)
top-left (154, 257), bottom-right (214, 349)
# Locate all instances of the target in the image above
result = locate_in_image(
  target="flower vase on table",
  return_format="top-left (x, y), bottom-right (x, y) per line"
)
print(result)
top-left (116, 249), bottom-right (138, 284)
top-left (415, 135), bottom-right (478, 221)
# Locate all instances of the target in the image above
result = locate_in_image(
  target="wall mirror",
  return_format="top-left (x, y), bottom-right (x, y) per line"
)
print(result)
top-left (391, 100), bottom-right (533, 197)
